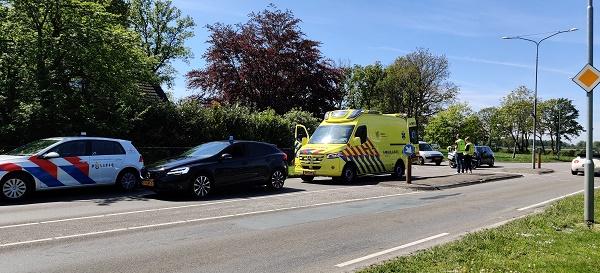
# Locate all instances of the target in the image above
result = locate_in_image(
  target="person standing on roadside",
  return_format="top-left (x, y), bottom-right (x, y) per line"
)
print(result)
top-left (464, 137), bottom-right (474, 174)
top-left (454, 134), bottom-right (466, 174)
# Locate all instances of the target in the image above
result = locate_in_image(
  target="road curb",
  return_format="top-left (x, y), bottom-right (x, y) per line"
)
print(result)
top-left (379, 173), bottom-right (524, 191)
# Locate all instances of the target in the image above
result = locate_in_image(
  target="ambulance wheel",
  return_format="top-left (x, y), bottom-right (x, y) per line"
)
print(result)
top-left (300, 176), bottom-right (314, 182)
top-left (1, 173), bottom-right (33, 201)
top-left (391, 161), bottom-right (405, 179)
top-left (340, 164), bottom-right (357, 184)
top-left (117, 169), bottom-right (140, 191)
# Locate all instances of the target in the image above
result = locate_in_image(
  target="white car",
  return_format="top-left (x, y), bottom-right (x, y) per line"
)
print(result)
top-left (571, 155), bottom-right (600, 175)
top-left (0, 137), bottom-right (144, 201)
top-left (417, 141), bottom-right (444, 166)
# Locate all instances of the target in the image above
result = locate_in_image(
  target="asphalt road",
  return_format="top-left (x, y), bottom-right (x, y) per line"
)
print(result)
top-left (0, 162), bottom-right (598, 273)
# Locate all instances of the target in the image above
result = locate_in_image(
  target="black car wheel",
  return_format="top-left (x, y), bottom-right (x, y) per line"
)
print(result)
top-left (191, 175), bottom-right (212, 198)
top-left (391, 161), bottom-right (405, 179)
top-left (300, 175), bottom-right (314, 182)
top-left (435, 160), bottom-right (442, 166)
top-left (117, 170), bottom-right (139, 191)
top-left (340, 164), bottom-right (357, 183)
top-left (489, 160), bottom-right (495, 167)
top-left (267, 169), bottom-right (286, 190)
top-left (1, 173), bottom-right (32, 201)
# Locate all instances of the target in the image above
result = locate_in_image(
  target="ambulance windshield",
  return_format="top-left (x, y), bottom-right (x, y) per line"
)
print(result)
top-left (7, 139), bottom-right (60, 156)
top-left (309, 125), bottom-right (355, 144)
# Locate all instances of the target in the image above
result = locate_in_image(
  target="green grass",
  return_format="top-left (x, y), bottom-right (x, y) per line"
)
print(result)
top-left (494, 152), bottom-right (572, 163)
top-left (360, 190), bottom-right (600, 273)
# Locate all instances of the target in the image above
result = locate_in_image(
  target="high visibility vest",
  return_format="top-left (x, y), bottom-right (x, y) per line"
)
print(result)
top-left (465, 143), bottom-right (475, 155)
top-left (455, 139), bottom-right (466, 153)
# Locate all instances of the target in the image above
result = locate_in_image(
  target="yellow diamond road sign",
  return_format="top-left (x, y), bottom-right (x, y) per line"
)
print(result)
top-left (573, 63), bottom-right (600, 92)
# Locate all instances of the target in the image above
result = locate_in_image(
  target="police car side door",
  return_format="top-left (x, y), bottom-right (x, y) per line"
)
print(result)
top-left (88, 140), bottom-right (125, 184)
top-left (41, 140), bottom-right (93, 187)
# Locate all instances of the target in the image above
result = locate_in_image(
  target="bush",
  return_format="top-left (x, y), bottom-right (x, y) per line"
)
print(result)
top-left (562, 149), bottom-right (576, 157)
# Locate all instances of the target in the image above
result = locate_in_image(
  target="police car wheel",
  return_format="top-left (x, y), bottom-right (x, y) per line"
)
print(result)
top-left (267, 169), bottom-right (286, 190)
top-left (1, 174), bottom-right (31, 200)
top-left (117, 170), bottom-right (139, 191)
top-left (418, 157), bottom-right (425, 165)
top-left (191, 175), bottom-right (212, 198)
top-left (341, 164), bottom-right (357, 183)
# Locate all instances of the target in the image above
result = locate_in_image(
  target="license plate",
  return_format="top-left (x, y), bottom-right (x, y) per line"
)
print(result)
top-left (141, 179), bottom-right (154, 187)
top-left (303, 170), bottom-right (316, 176)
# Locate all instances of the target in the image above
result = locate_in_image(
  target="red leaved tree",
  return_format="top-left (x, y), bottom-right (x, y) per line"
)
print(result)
top-left (186, 6), bottom-right (344, 115)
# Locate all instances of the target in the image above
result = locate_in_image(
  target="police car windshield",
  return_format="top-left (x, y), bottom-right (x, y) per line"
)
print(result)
top-left (182, 142), bottom-right (230, 158)
top-left (309, 125), bottom-right (355, 144)
top-left (7, 139), bottom-right (60, 156)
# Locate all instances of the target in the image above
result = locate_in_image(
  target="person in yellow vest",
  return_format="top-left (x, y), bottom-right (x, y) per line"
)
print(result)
top-left (464, 137), bottom-right (475, 174)
top-left (454, 134), bottom-right (466, 174)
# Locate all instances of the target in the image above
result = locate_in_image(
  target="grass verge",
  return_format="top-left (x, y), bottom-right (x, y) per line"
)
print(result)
top-left (494, 152), bottom-right (571, 163)
top-left (360, 190), bottom-right (600, 273)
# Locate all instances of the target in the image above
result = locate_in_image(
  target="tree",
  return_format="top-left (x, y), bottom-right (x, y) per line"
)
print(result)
top-left (477, 107), bottom-right (500, 146)
top-left (186, 6), bottom-right (344, 115)
top-left (424, 103), bottom-right (483, 148)
top-left (357, 49), bottom-right (458, 135)
top-left (539, 98), bottom-right (583, 154)
top-left (343, 63), bottom-right (385, 109)
top-left (0, 0), bottom-right (153, 145)
top-left (129, 0), bottom-right (195, 86)
top-left (498, 86), bottom-right (533, 156)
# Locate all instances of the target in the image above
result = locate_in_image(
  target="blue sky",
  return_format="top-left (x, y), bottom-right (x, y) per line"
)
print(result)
top-left (168, 0), bottom-right (598, 143)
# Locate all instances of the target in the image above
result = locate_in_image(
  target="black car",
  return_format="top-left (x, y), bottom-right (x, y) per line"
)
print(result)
top-left (474, 146), bottom-right (495, 167)
top-left (141, 140), bottom-right (288, 198)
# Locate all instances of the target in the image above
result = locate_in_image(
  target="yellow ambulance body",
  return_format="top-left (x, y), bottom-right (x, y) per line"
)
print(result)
top-left (293, 109), bottom-right (418, 182)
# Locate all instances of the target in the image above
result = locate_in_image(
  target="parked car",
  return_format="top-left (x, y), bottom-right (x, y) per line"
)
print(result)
top-left (417, 141), bottom-right (444, 165)
top-left (475, 146), bottom-right (495, 167)
top-left (570, 153), bottom-right (600, 175)
top-left (447, 148), bottom-right (478, 169)
top-left (141, 140), bottom-right (288, 198)
top-left (0, 137), bottom-right (143, 201)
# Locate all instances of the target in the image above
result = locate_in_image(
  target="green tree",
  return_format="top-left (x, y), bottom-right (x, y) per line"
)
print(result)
top-left (0, 0), bottom-right (153, 145)
top-left (498, 86), bottom-right (534, 156)
top-left (477, 107), bottom-right (501, 146)
top-left (129, 0), bottom-right (195, 86)
top-left (344, 63), bottom-right (385, 109)
top-left (424, 103), bottom-right (483, 148)
top-left (539, 98), bottom-right (583, 154)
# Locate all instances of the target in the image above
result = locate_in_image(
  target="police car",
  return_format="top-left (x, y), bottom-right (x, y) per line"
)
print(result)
top-left (0, 137), bottom-right (144, 201)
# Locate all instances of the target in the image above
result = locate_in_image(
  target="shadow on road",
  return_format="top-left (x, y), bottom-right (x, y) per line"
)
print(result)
top-left (0, 186), bottom-right (151, 207)
top-left (147, 185), bottom-right (305, 202)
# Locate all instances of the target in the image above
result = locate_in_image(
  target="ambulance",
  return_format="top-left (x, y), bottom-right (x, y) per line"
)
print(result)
top-left (293, 109), bottom-right (418, 183)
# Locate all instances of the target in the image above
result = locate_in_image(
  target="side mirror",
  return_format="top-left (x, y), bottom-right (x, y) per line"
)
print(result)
top-left (220, 153), bottom-right (232, 160)
top-left (301, 137), bottom-right (308, 146)
top-left (350, 137), bottom-right (361, 147)
top-left (41, 152), bottom-right (60, 159)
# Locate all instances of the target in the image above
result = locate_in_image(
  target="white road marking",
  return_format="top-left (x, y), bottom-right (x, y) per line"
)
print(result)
top-left (0, 186), bottom-right (376, 230)
top-left (335, 233), bottom-right (450, 268)
top-left (517, 185), bottom-right (600, 211)
top-left (0, 191), bottom-right (421, 248)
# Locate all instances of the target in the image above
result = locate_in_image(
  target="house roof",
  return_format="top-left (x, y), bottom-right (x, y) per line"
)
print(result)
top-left (139, 83), bottom-right (168, 102)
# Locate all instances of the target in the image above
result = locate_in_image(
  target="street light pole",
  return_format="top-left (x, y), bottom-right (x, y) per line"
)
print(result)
top-left (502, 28), bottom-right (578, 169)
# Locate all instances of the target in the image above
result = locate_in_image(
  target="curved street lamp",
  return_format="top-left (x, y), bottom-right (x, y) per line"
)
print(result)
top-left (502, 28), bottom-right (578, 169)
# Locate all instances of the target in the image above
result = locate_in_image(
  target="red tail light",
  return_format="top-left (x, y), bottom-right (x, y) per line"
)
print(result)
top-left (282, 153), bottom-right (288, 161)
top-left (139, 155), bottom-right (144, 163)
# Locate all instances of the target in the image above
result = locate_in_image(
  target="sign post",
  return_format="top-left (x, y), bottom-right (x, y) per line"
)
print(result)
top-left (403, 144), bottom-right (415, 184)
top-left (572, 0), bottom-right (595, 224)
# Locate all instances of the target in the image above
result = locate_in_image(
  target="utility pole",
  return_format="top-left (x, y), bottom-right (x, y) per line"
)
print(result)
top-left (585, 0), bottom-right (595, 225)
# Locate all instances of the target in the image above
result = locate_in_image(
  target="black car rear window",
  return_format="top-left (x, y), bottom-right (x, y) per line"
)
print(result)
top-left (246, 143), bottom-right (279, 156)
